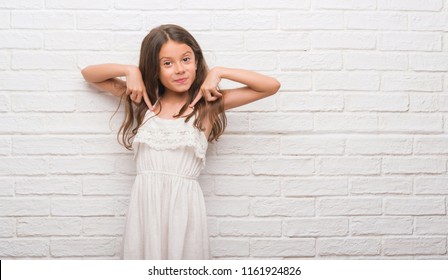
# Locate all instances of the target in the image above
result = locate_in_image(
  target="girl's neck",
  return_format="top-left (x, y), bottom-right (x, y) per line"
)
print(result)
top-left (159, 91), bottom-right (189, 105)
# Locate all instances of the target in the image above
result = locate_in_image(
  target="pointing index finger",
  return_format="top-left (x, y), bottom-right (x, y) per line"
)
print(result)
top-left (189, 92), bottom-right (203, 108)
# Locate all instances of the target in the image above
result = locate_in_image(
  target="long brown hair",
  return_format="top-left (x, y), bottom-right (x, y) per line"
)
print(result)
top-left (113, 24), bottom-right (227, 150)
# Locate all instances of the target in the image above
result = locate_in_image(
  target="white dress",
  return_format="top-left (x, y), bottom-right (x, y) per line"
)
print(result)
top-left (121, 108), bottom-right (210, 259)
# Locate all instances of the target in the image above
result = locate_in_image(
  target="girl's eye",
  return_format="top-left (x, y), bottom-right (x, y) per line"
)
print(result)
top-left (183, 57), bottom-right (191, 63)
top-left (163, 61), bottom-right (172, 67)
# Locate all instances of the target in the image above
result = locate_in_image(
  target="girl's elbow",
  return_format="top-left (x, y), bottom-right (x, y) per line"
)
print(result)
top-left (269, 79), bottom-right (281, 95)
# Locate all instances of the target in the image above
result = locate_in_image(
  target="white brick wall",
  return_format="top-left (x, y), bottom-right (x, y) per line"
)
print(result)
top-left (0, 0), bottom-right (447, 260)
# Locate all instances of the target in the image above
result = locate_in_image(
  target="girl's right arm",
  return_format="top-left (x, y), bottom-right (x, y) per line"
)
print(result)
top-left (81, 64), bottom-right (154, 110)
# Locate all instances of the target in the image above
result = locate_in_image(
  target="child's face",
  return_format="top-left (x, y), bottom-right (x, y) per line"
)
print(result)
top-left (158, 40), bottom-right (197, 95)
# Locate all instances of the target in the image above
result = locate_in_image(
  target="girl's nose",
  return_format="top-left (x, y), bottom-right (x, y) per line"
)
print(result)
top-left (175, 62), bottom-right (185, 74)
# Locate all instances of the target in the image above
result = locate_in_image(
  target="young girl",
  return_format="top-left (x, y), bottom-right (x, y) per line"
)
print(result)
top-left (81, 24), bottom-right (280, 260)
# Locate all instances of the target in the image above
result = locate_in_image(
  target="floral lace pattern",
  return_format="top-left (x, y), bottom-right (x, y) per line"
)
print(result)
top-left (133, 121), bottom-right (208, 164)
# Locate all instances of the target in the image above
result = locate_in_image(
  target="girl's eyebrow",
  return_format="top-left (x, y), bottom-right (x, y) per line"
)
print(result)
top-left (159, 51), bottom-right (192, 61)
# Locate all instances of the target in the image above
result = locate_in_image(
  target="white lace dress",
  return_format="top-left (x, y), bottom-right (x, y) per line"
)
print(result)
top-left (120, 109), bottom-right (210, 259)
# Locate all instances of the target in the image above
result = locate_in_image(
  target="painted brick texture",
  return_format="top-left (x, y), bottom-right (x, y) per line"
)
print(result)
top-left (1, 0), bottom-right (448, 259)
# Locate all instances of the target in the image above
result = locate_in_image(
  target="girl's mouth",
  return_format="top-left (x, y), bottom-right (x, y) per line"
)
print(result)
top-left (174, 78), bottom-right (188, 84)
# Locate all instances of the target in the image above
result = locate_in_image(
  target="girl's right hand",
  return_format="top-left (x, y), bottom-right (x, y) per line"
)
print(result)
top-left (125, 66), bottom-right (154, 111)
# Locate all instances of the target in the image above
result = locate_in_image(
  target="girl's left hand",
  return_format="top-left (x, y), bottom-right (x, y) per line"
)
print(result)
top-left (189, 67), bottom-right (223, 108)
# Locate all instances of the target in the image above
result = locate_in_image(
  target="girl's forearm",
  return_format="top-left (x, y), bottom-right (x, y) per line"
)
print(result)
top-left (81, 63), bottom-right (136, 83)
top-left (215, 67), bottom-right (280, 94)
top-left (91, 78), bottom-right (126, 97)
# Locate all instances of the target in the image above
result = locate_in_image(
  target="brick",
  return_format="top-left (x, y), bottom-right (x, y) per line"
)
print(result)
top-left (415, 217), bottom-right (448, 234)
top-left (414, 136), bottom-right (448, 154)
top-left (345, 53), bottom-right (407, 70)
top-left (276, 72), bottom-right (312, 91)
top-left (315, 72), bottom-right (379, 91)
top-left (284, 218), bottom-right (348, 237)
top-left (83, 217), bottom-right (126, 236)
top-left (382, 73), bottom-right (443, 92)
top-left (0, 73), bottom-right (46, 91)
top-left (12, 136), bottom-right (79, 155)
top-left (77, 12), bottom-right (143, 30)
top-left (251, 238), bottom-right (315, 257)
top-left (146, 12), bottom-right (211, 31)
top-left (180, 0), bottom-right (243, 9)
top-left (350, 177), bottom-right (412, 195)
top-left (284, 178), bottom-right (348, 196)
top-left (214, 12), bottom-right (276, 30)
top-left (11, 93), bottom-right (76, 111)
top-left (351, 217), bottom-right (413, 235)
top-left (83, 176), bottom-right (134, 196)
top-left (246, 0), bottom-right (310, 9)
top-left (0, 219), bottom-right (15, 237)
top-left (0, 158), bottom-right (47, 175)
top-left (410, 13), bottom-right (448, 31)
top-left (318, 238), bottom-right (381, 256)
top-left (250, 113), bottom-right (313, 133)
top-left (51, 198), bottom-right (116, 216)
top-left (216, 135), bottom-right (279, 155)
top-left (210, 238), bottom-right (249, 257)
top-left (11, 11), bottom-right (74, 29)
top-left (312, 32), bottom-right (376, 50)
top-left (0, 0), bottom-right (43, 9)
top-left (281, 135), bottom-right (345, 155)
top-left (379, 114), bottom-right (443, 133)
top-left (0, 11), bottom-right (9, 28)
top-left (246, 32), bottom-right (310, 51)
top-left (383, 237), bottom-right (446, 256)
top-left (0, 137), bottom-right (11, 156)
top-left (346, 136), bottom-right (412, 155)
top-left (219, 219), bottom-right (282, 237)
top-left (415, 177), bottom-right (448, 194)
top-left (215, 53), bottom-right (277, 71)
top-left (50, 238), bottom-right (116, 257)
top-left (279, 12), bottom-right (344, 30)
top-left (253, 198), bottom-right (315, 217)
top-left (409, 94), bottom-right (448, 112)
top-left (205, 199), bottom-right (249, 217)
top-left (315, 114), bottom-right (377, 132)
top-left (0, 31), bottom-right (43, 49)
top-left (345, 93), bottom-right (408, 112)
top-left (0, 52), bottom-right (8, 70)
top-left (279, 52), bottom-right (342, 70)
top-left (318, 157), bottom-right (381, 175)
top-left (47, 0), bottom-right (110, 9)
top-left (0, 178), bottom-right (14, 196)
top-left (280, 93), bottom-right (344, 111)
top-left (15, 177), bottom-right (81, 195)
top-left (45, 32), bottom-right (113, 50)
top-left (49, 157), bottom-right (115, 175)
top-left (0, 198), bottom-right (49, 216)
top-left (378, 0), bottom-right (443, 11)
top-left (346, 12), bottom-right (407, 30)
top-left (202, 157), bottom-right (251, 175)
top-left (17, 218), bottom-right (81, 237)
top-left (0, 240), bottom-right (49, 257)
top-left (384, 198), bottom-right (446, 215)
top-left (379, 33), bottom-right (442, 51)
top-left (382, 157), bottom-right (446, 175)
top-left (215, 177), bottom-right (280, 196)
top-left (194, 32), bottom-right (244, 52)
top-left (207, 218), bottom-right (218, 237)
top-left (253, 157), bottom-right (315, 176)
top-left (411, 54), bottom-right (448, 71)
top-left (317, 198), bottom-right (382, 216)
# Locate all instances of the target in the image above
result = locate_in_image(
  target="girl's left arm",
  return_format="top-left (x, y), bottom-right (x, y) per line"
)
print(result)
top-left (190, 67), bottom-right (281, 111)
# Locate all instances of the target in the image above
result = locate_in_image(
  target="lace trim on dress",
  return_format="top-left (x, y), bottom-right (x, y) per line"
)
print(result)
top-left (133, 124), bottom-right (208, 164)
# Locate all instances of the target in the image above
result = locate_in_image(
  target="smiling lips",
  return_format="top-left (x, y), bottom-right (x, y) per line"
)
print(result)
top-left (174, 78), bottom-right (188, 84)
